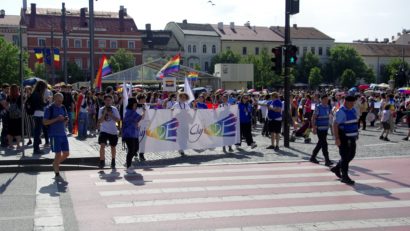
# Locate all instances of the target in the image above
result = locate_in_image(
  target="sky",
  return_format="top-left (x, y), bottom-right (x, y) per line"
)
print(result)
top-left (1, 0), bottom-right (409, 42)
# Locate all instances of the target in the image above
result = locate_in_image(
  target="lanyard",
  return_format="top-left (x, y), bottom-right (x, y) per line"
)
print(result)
top-left (179, 102), bottom-right (185, 109)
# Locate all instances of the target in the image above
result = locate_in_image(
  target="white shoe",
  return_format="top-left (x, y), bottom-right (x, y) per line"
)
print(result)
top-left (126, 168), bottom-right (135, 174)
top-left (250, 143), bottom-right (257, 149)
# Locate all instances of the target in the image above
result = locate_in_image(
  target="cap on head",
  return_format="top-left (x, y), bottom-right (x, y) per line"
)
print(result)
top-left (345, 95), bottom-right (356, 102)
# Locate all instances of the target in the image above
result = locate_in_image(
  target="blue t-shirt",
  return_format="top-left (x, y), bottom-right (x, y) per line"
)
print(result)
top-left (122, 109), bottom-right (142, 138)
top-left (334, 106), bottom-right (357, 125)
top-left (238, 102), bottom-right (252, 123)
top-left (267, 99), bottom-right (282, 121)
top-left (196, 102), bottom-right (208, 109)
top-left (44, 104), bottom-right (67, 137)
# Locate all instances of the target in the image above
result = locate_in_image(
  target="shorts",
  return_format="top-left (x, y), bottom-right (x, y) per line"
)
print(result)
top-left (98, 132), bottom-right (118, 147)
top-left (382, 122), bottom-right (390, 130)
top-left (50, 136), bottom-right (69, 153)
top-left (268, 120), bottom-right (282, 134)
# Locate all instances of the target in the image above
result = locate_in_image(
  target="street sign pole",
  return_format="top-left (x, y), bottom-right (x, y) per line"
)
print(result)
top-left (283, 0), bottom-right (291, 147)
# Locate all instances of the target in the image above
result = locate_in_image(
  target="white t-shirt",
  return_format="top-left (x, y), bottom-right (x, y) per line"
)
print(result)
top-left (258, 100), bottom-right (268, 119)
top-left (171, 102), bottom-right (191, 109)
top-left (381, 110), bottom-right (391, 122)
top-left (98, 106), bottom-right (120, 135)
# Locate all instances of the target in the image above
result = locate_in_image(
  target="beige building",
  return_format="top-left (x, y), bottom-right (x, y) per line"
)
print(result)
top-left (394, 29), bottom-right (410, 45)
top-left (0, 11), bottom-right (27, 48)
top-left (339, 42), bottom-right (410, 83)
top-left (214, 63), bottom-right (254, 90)
top-left (211, 22), bottom-right (283, 56)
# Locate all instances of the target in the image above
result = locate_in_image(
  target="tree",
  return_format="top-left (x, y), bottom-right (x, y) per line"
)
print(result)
top-left (109, 48), bottom-right (135, 72)
top-left (67, 62), bottom-right (85, 83)
top-left (209, 50), bottom-right (242, 74)
top-left (340, 69), bottom-right (357, 88)
top-left (383, 58), bottom-right (409, 87)
top-left (328, 45), bottom-right (367, 84)
top-left (362, 67), bottom-right (376, 84)
top-left (0, 38), bottom-right (31, 84)
top-left (33, 63), bottom-right (46, 79)
top-left (308, 67), bottom-right (322, 89)
top-left (297, 52), bottom-right (321, 83)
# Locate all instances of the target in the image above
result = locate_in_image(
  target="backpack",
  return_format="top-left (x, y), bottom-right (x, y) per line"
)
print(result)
top-left (8, 101), bottom-right (22, 119)
top-left (25, 95), bottom-right (35, 115)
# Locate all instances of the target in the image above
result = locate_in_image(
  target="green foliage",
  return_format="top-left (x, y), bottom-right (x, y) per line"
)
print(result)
top-left (0, 38), bottom-right (31, 85)
top-left (297, 52), bottom-right (321, 83)
top-left (67, 62), bottom-right (85, 83)
top-left (340, 69), bottom-right (357, 88)
top-left (362, 67), bottom-right (376, 84)
top-left (209, 50), bottom-right (242, 74)
top-left (109, 48), bottom-right (135, 72)
top-left (308, 67), bottom-right (322, 89)
top-left (34, 63), bottom-right (46, 79)
top-left (194, 63), bottom-right (201, 71)
top-left (328, 45), bottom-right (367, 83)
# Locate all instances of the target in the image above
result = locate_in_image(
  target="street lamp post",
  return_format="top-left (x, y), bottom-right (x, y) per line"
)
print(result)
top-left (89, 0), bottom-right (95, 88)
top-left (62, 2), bottom-right (68, 83)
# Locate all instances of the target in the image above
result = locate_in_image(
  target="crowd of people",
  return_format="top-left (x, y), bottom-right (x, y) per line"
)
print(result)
top-left (0, 80), bottom-right (409, 179)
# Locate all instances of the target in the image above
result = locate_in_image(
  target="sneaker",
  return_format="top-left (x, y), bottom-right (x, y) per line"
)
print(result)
top-left (403, 137), bottom-right (409, 141)
top-left (341, 176), bottom-right (355, 185)
top-left (379, 135), bottom-right (384, 140)
top-left (228, 146), bottom-right (234, 152)
top-left (222, 147), bottom-right (227, 152)
top-left (266, 145), bottom-right (275, 149)
top-left (179, 151), bottom-right (186, 157)
top-left (330, 166), bottom-right (342, 178)
top-left (250, 143), bottom-right (257, 149)
top-left (274, 146), bottom-right (280, 151)
top-left (26, 140), bottom-right (32, 146)
top-left (99, 160), bottom-right (105, 169)
top-left (384, 137), bottom-right (390, 141)
top-left (111, 160), bottom-right (116, 169)
top-left (325, 161), bottom-right (334, 167)
top-left (309, 158), bottom-right (320, 164)
top-left (139, 153), bottom-right (146, 162)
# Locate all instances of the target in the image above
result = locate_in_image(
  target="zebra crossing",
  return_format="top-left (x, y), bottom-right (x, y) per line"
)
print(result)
top-left (65, 157), bottom-right (410, 231)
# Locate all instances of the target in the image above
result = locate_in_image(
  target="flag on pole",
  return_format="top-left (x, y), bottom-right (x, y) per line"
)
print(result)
top-left (184, 77), bottom-right (195, 104)
top-left (156, 54), bottom-right (181, 79)
top-left (44, 48), bottom-right (52, 65)
top-left (187, 71), bottom-right (198, 81)
top-left (122, 81), bottom-right (130, 117)
top-left (34, 48), bottom-right (44, 63)
top-left (94, 55), bottom-right (112, 90)
top-left (72, 93), bottom-right (84, 135)
top-left (53, 48), bottom-right (60, 69)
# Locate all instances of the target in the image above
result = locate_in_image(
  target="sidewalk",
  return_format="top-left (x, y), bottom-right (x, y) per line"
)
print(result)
top-left (1, 123), bottom-right (409, 172)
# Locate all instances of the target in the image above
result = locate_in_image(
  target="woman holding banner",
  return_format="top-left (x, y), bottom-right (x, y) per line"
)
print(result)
top-left (236, 94), bottom-right (257, 149)
top-left (172, 92), bottom-right (191, 156)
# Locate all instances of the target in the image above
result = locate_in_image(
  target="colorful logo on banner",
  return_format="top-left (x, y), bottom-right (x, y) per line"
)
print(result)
top-left (146, 118), bottom-right (179, 142)
top-left (205, 113), bottom-right (237, 137)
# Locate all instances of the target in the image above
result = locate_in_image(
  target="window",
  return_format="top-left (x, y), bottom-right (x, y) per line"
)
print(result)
top-left (310, 47), bottom-right (315, 54)
top-left (326, 47), bottom-right (331, 56)
top-left (110, 40), bottom-right (117, 49)
top-left (193, 45), bottom-right (197, 53)
top-left (12, 35), bottom-right (19, 46)
top-left (188, 45), bottom-right (192, 53)
top-left (128, 41), bottom-right (135, 49)
top-left (202, 44), bottom-right (207, 53)
top-left (205, 62), bottom-right (209, 71)
top-left (303, 47), bottom-right (307, 56)
top-left (74, 39), bottom-right (81, 48)
top-left (38, 38), bottom-right (46, 47)
top-left (318, 47), bottom-right (323, 56)
top-left (75, 58), bottom-right (82, 69)
top-left (98, 40), bottom-right (106, 48)
top-left (226, 46), bottom-right (231, 51)
top-left (212, 45), bottom-right (216, 54)
top-left (242, 47), bottom-right (247, 55)
top-left (255, 47), bottom-right (260, 55)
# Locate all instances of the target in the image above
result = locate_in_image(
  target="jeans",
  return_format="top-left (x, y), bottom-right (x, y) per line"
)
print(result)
top-left (33, 116), bottom-right (43, 152)
top-left (358, 112), bottom-right (368, 130)
top-left (78, 112), bottom-right (88, 139)
top-left (312, 130), bottom-right (329, 161)
top-left (124, 138), bottom-right (139, 168)
top-left (67, 111), bottom-right (73, 134)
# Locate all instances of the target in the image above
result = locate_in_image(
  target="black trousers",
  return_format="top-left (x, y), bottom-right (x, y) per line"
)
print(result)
top-left (337, 137), bottom-right (356, 177)
top-left (240, 123), bottom-right (254, 146)
top-left (124, 138), bottom-right (139, 168)
top-left (312, 130), bottom-right (329, 161)
top-left (358, 112), bottom-right (368, 129)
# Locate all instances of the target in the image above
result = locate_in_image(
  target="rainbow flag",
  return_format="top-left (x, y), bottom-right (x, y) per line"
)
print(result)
top-left (34, 48), bottom-right (43, 63)
top-left (188, 71), bottom-right (198, 81)
top-left (94, 55), bottom-right (111, 90)
top-left (156, 54), bottom-right (181, 79)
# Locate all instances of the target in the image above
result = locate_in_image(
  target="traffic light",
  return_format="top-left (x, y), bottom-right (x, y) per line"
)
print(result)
top-left (288, 0), bottom-right (300, 15)
top-left (271, 47), bottom-right (282, 75)
top-left (288, 45), bottom-right (298, 65)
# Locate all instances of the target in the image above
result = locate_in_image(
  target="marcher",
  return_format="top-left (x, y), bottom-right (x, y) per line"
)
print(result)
top-left (43, 93), bottom-right (69, 177)
top-left (136, 94), bottom-right (149, 161)
top-left (171, 92), bottom-right (191, 156)
top-left (30, 80), bottom-right (49, 155)
top-left (330, 95), bottom-right (358, 185)
top-left (97, 95), bottom-right (121, 169)
top-left (6, 84), bottom-right (23, 150)
top-left (379, 104), bottom-right (391, 141)
top-left (219, 94), bottom-right (234, 152)
top-left (266, 92), bottom-right (282, 151)
top-left (122, 98), bottom-right (144, 173)
top-left (310, 94), bottom-right (333, 166)
top-left (0, 84), bottom-right (10, 148)
top-left (236, 94), bottom-right (257, 149)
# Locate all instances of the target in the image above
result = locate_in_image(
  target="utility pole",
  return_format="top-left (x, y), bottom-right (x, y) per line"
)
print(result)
top-left (62, 2), bottom-right (68, 83)
top-left (51, 26), bottom-right (55, 84)
top-left (89, 0), bottom-right (95, 88)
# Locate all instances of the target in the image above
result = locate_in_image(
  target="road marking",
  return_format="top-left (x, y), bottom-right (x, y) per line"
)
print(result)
top-left (90, 165), bottom-right (326, 178)
top-left (33, 172), bottom-right (64, 231)
top-left (95, 172), bottom-right (334, 186)
top-left (107, 187), bottom-right (410, 208)
top-left (113, 200), bottom-right (410, 224)
top-left (196, 217), bottom-right (410, 231)
top-left (363, 143), bottom-right (397, 147)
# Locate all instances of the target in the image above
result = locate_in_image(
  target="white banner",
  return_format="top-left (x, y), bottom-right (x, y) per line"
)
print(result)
top-left (138, 105), bottom-right (240, 153)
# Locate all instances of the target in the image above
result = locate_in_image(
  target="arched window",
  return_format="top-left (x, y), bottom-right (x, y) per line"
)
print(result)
top-left (188, 45), bottom-right (192, 53)
top-left (203, 44), bottom-right (207, 53)
top-left (212, 45), bottom-right (216, 54)
top-left (193, 45), bottom-right (197, 53)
